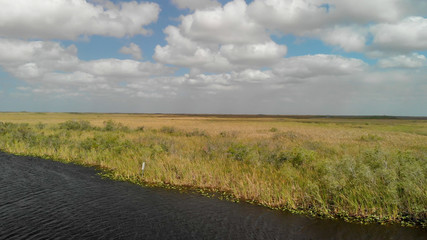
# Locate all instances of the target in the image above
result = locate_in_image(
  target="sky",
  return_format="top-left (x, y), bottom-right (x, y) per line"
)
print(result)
top-left (0, 0), bottom-right (426, 116)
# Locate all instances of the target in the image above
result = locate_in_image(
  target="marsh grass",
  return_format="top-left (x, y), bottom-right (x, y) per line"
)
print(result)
top-left (0, 113), bottom-right (426, 227)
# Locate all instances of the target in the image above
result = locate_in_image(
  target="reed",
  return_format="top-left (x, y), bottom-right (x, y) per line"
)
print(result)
top-left (0, 113), bottom-right (426, 227)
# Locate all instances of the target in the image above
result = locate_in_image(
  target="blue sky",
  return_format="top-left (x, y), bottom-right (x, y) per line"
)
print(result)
top-left (0, 0), bottom-right (426, 115)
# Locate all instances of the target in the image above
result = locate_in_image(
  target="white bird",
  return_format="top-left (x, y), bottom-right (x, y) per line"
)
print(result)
top-left (141, 162), bottom-right (146, 177)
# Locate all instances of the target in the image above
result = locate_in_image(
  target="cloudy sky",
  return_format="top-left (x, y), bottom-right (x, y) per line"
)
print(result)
top-left (0, 0), bottom-right (426, 115)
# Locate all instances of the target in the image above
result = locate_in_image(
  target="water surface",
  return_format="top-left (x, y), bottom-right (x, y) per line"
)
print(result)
top-left (0, 152), bottom-right (425, 239)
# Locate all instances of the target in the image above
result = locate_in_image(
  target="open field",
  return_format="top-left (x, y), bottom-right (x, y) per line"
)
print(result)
top-left (0, 112), bottom-right (426, 227)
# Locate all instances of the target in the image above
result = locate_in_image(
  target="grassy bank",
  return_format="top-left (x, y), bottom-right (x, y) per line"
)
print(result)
top-left (0, 113), bottom-right (426, 227)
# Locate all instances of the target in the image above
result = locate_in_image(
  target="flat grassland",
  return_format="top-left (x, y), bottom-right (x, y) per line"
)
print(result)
top-left (0, 112), bottom-right (426, 227)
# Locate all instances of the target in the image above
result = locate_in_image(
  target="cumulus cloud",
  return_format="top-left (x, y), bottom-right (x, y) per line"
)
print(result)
top-left (171, 0), bottom-right (220, 10)
top-left (157, 0), bottom-right (427, 72)
top-left (182, 73), bottom-right (236, 91)
top-left (154, 26), bottom-right (232, 72)
top-left (326, 0), bottom-right (403, 23)
top-left (125, 68), bottom-right (274, 99)
top-left (154, 0), bottom-right (287, 72)
top-left (81, 59), bottom-right (174, 79)
top-left (378, 53), bottom-right (427, 68)
top-left (180, 0), bottom-right (268, 44)
top-left (0, 38), bottom-right (79, 79)
top-left (119, 43), bottom-right (143, 60)
top-left (370, 17), bottom-right (427, 52)
top-left (273, 54), bottom-right (367, 79)
top-left (244, 0), bottom-right (427, 56)
top-left (0, 38), bottom-right (175, 97)
top-left (0, 0), bottom-right (160, 39)
top-left (154, 27), bottom-right (287, 72)
top-left (247, 0), bottom-right (330, 35)
top-left (230, 69), bottom-right (273, 83)
top-left (184, 69), bottom-right (273, 87)
top-left (220, 41), bottom-right (287, 66)
top-left (247, 0), bottom-right (425, 35)
top-left (315, 26), bottom-right (367, 52)
top-left (42, 71), bottom-right (102, 85)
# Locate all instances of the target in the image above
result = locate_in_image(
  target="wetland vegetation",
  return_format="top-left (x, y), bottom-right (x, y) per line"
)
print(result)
top-left (0, 112), bottom-right (426, 227)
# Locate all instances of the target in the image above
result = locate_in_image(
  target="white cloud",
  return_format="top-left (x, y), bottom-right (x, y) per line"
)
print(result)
top-left (180, 0), bottom-right (268, 44)
top-left (81, 59), bottom-right (174, 79)
top-left (154, 1), bottom-right (288, 72)
top-left (119, 43), bottom-right (143, 60)
top-left (316, 26), bottom-right (367, 52)
top-left (171, 0), bottom-right (220, 10)
top-left (125, 69), bottom-right (273, 97)
top-left (0, 38), bottom-right (79, 79)
top-left (247, 0), bottom-right (425, 35)
top-left (0, 38), bottom-right (175, 98)
top-left (273, 54), bottom-right (367, 79)
top-left (231, 69), bottom-right (273, 82)
top-left (0, 0), bottom-right (160, 39)
top-left (183, 73), bottom-right (234, 89)
top-left (327, 0), bottom-right (403, 23)
top-left (0, 39), bottom-right (77, 64)
top-left (242, 0), bottom-right (427, 58)
top-left (247, 0), bottom-right (329, 35)
top-left (371, 16), bottom-right (427, 52)
top-left (378, 53), bottom-right (427, 68)
top-left (43, 71), bottom-right (102, 85)
top-left (220, 41), bottom-right (287, 66)
top-left (181, 69), bottom-right (273, 88)
top-left (154, 26), bottom-right (287, 72)
top-left (241, 0), bottom-right (427, 59)
top-left (154, 27), bottom-right (232, 72)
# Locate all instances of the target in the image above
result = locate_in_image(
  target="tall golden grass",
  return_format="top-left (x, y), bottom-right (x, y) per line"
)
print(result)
top-left (0, 113), bottom-right (426, 227)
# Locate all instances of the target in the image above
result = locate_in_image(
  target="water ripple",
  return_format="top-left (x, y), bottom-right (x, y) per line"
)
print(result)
top-left (0, 152), bottom-right (425, 240)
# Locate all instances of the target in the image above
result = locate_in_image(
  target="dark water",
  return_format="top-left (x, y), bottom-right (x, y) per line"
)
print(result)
top-left (0, 152), bottom-right (425, 240)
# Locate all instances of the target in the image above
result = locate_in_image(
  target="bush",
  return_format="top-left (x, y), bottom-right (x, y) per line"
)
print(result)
top-left (227, 143), bottom-right (249, 161)
top-left (160, 126), bottom-right (177, 135)
top-left (103, 120), bottom-right (129, 132)
top-left (268, 151), bottom-right (289, 166)
top-left (0, 122), bottom-right (16, 135)
top-left (36, 122), bottom-right (46, 130)
top-left (80, 134), bottom-right (133, 154)
top-left (289, 148), bottom-right (315, 168)
top-left (59, 120), bottom-right (92, 130)
top-left (186, 129), bottom-right (208, 137)
top-left (269, 127), bottom-right (278, 132)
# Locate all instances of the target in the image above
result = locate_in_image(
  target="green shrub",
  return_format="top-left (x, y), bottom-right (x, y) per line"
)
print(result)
top-left (79, 133), bottom-right (134, 154)
top-left (186, 129), bottom-right (208, 137)
top-left (227, 143), bottom-right (249, 161)
top-left (59, 120), bottom-right (92, 130)
top-left (36, 122), bottom-right (46, 130)
top-left (0, 122), bottom-right (16, 135)
top-left (103, 120), bottom-right (129, 132)
top-left (269, 127), bottom-right (278, 132)
top-left (160, 126), bottom-right (176, 134)
top-left (289, 148), bottom-right (315, 168)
